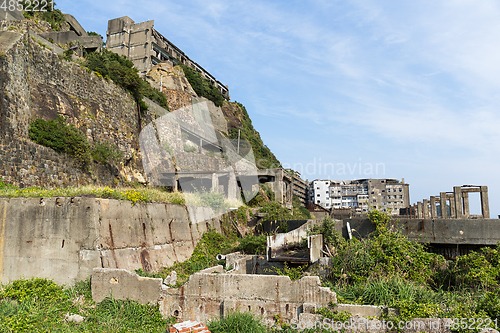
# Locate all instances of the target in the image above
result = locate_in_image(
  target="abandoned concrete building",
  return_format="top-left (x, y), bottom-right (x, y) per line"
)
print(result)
top-left (309, 178), bottom-right (410, 214)
top-left (402, 185), bottom-right (490, 219)
top-left (106, 16), bottom-right (230, 100)
top-left (0, 11), bottom-right (102, 53)
top-left (287, 170), bottom-right (308, 205)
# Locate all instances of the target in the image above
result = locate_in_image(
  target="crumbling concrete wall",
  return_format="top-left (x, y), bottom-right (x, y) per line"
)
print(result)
top-left (91, 268), bottom-right (162, 304)
top-left (159, 273), bottom-right (336, 326)
top-left (0, 197), bottom-right (221, 285)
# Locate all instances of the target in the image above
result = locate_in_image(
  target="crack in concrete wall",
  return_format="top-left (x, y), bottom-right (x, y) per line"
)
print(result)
top-left (0, 197), bottom-right (221, 285)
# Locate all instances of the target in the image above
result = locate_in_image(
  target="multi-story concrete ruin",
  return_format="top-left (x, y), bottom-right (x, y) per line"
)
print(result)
top-left (404, 185), bottom-right (490, 219)
top-left (309, 178), bottom-right (410, 214)
top-left (106, 16), bottom-right (230, 100)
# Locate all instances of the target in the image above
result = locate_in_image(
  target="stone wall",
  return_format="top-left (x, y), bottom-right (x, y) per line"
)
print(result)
top-left (0, 31), bottom-right (147, 187)
top-left (0, 197), bottom-right (221, 285)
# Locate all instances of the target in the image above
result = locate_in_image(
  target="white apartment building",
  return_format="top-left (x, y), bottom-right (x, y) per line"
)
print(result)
top-left (310, 180), bottom-right (332, 208)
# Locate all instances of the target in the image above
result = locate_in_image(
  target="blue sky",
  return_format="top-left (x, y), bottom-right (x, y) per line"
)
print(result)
top-left (58, 0), bottom-right (500, 217)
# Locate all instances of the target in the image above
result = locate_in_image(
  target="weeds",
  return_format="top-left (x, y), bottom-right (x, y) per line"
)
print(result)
top-left (208, 311), bottom-right (268, 333)
top-left (0, 277), bottom-right (174, 332)
top-left (0, 184), bottom-right (186, 205)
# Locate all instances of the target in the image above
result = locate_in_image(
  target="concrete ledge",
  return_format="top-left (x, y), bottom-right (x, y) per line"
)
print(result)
top-left (0, 31), bottom-right (22, 52)
top-left (91, 268), bottom-right (162, 305)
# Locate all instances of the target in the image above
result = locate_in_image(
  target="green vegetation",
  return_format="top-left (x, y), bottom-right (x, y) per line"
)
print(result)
top-left (28, 116), bottom-right (125, 169)
top-left (315, 304), bottom-right (351, 323)
top-left (208, 311), bottom-right (268, 333)
top-left (271, 262), bottom-right (306, 281)
top-left (0, 277), bottom-right (175, 332)
top-left (136, 230), bottom-right (237, 286)
top-left (234, 234), bottom-right (267, 255)
top-left (0, 183), bottom-right (186, 205)
top-left (258, 202), bottom-right (293, 221)
top-left (91, 141), bottom-right (123, 164)
top-left (180, 64), bottom-right (225, 107)
top-left (228, 102), bottom-right (281, 170)
top-left (309, 209), bottom-right (500, 332)
top-left (28, 116), bottom-right (92, 169)
top-left (22, 1), bottom-right (65, 31)
top-left (84, 49), bottom-right (169, 110)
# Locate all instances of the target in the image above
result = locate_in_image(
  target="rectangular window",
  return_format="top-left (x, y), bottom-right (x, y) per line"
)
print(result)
top-left (399, 195), bottom-right (403, 199)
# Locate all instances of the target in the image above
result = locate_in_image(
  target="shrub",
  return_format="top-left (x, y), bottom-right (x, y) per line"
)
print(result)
top-left (324, 209), bottom-right (446, 286)
top-left (22, 1), bottom-right (66, 31)
top-left (29, 116), bottom-right (91, 169)
top-left (199, 191), bottom-right (227, 212)
top-left (180, 65), bottom-right (225, 107)
top-left (271, 262), bottom-right (306, 281)
top-left (258, 202), bottom-right (293, 221)
top-left (236, 234), bottom-right (267, 255)
top-left (437, 247), bottom-right (500, 291)
top-left (84, 49), bottom-right (169, 110)
top-left (91, 141), bottom-right (123, 164)
top-left (308, 217), bottom-right (343, 251)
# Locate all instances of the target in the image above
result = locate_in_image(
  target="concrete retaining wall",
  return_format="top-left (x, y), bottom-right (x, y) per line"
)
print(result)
top-left (0, 197), bottom-right (221, 285)
top-left (159, 272), bottom-right (336, 326)
top-left (343, 218), bottom-right (500, 245)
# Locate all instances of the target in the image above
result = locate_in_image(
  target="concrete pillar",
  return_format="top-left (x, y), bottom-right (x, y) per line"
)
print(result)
top-left (449, 195), bottom-right (456, 218)
top-left (430, 196), bottom-right (437, 218)
top-left (274, 170), bottom-right (284, 204)
top-left (462, 192), bottom-right (469, 218)
top-left (480, 186), bottom-right (490, 219)
top-left (417, 201), bottom-right (423, 218)
top-left (211, 173), bottom-right (219, 193)
top-left (228, 172), bottom-right (237, 200)
top-left (453, 186), bottom-right (462, 218)
top-left (423, 199), bottom-right (429, 218)
top-left (440, 192), bottom-right (447, 218)
top-left (173, 176), bottom-right (178, 192)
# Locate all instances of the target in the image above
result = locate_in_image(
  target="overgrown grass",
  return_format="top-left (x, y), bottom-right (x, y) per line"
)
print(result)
top-left (136, 230), bottom-right (239, 286)
top-left (312, 209), bottom-right (500, 332)
top-left (0, 277), bottom-right (175, 332)
top-left (208, 311), bottom-right (268, 333)
top-left (0, 182), bottom-right (185, 205)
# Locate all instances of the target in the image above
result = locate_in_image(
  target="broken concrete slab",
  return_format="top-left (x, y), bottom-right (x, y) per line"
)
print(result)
top-left (91, 268), bottom-right (163, 304)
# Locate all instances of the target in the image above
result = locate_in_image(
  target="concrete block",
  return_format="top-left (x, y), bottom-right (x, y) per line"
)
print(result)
top-left (63, 14), bottom-right (87, 36)
top-left (91, 267), bottom-right (162, 304)
top-left (336, 304), bottom-right (383, 317)
top-left (308, 234), bottom-right (323, 263)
